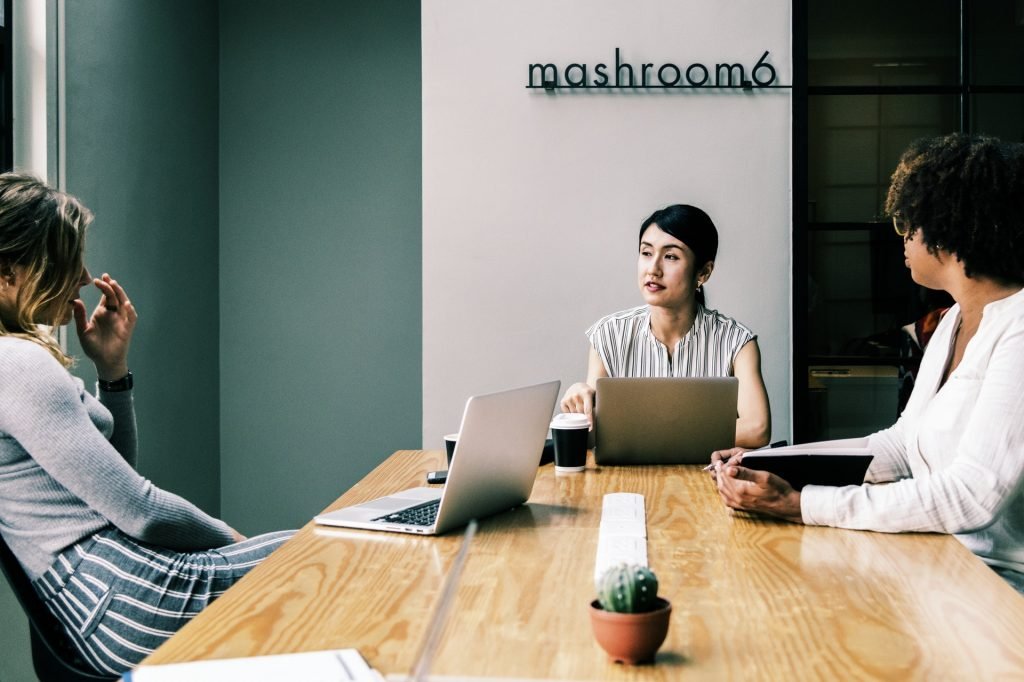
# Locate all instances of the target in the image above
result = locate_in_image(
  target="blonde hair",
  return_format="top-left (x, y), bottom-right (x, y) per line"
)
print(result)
top-left (0, 173), bottom-right (93, 367)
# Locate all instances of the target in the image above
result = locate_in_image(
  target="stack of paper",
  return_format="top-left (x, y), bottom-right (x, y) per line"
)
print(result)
top-left (124, 649), bottom-right (383, 682)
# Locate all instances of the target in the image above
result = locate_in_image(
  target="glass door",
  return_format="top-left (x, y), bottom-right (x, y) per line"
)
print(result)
top-left (792, 0), bottom-right (1024, 441)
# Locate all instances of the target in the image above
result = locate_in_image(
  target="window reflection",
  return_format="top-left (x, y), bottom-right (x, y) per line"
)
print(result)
top-left (809, 95), bottom-right (958, 224)
top-left (972, 1), bottom-right (1024, 87)
top-left (809, 0), bottom-right (959, 87)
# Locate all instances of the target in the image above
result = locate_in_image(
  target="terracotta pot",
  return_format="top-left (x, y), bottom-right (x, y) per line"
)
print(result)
top-left (589, 597), bottom-right (671, 665)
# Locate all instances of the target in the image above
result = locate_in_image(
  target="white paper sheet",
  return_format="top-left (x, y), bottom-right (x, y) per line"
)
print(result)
top-left (125, 649), bottom-right (382, 682)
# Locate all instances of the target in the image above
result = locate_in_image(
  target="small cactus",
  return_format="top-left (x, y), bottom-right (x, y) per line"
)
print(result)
top-left (596, 564), bottom-right (659, 614)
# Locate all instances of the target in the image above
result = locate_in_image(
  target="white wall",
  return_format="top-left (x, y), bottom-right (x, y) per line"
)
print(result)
top-left (11, 0), bottom-right (48, 178)
top-left (423, 0), bottom-right (792, 445)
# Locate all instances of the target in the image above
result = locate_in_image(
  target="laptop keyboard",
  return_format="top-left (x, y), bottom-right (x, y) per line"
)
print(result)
top-left (373, 499), bottom-right (440, 526)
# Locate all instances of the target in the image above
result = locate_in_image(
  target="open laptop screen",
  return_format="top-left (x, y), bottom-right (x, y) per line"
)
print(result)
top-left (593, 377), bottom-right (737, 465)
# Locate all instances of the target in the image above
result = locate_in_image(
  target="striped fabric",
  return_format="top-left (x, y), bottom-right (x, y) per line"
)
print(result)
top-left (32, 528), bottom-right (295, 676)
top-left (993, 566), bottom-right (1024, 595)
top-left (586, 304), bottom-right (755, 378)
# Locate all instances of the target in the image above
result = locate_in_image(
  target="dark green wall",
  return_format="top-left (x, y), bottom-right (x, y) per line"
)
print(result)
top-left (218, 0), bottom-right (422, 533)
top-left (58, 0), bottom-right (423, 536)
top-left (64, 0), bottom-right (222, 516)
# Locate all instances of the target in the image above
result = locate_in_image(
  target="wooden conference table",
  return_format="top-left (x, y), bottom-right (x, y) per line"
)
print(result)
top-left (144, 450), bottom-right (1024, 680)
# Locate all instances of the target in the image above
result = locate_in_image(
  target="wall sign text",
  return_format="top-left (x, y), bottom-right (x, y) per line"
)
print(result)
top-left (526, 48), bottom-right (786, 91)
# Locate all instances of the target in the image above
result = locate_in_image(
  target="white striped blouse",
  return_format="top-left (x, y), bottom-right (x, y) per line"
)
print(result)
top-left (586, 304), bottom-right (755, 378)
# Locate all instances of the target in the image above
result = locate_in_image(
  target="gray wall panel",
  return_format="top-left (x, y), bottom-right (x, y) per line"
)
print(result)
top-left (63, 0), bottom-right (222, 519)
top-left (218, 0), bottom-right (422, 533)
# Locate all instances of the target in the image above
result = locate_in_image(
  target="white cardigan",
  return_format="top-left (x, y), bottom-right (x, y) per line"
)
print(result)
top-left (802, 288), bottom-right (1024, 574)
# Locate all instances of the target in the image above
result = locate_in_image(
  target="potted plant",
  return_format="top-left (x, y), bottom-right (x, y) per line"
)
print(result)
top-left (589, 564), bottom-right (672, 664)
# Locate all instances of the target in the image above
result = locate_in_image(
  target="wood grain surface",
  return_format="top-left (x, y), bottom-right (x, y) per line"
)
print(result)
top-left (143, 450), bottom-right (1024, 680)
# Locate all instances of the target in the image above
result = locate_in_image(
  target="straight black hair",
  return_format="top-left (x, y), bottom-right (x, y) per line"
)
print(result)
top-left (639, 204), bottom-right (719, 306)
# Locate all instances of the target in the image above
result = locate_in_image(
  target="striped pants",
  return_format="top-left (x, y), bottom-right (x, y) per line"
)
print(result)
top-left (32, 528), bottom-right (295, 676)
top-left (993, 565), bottom-right (1024, 595)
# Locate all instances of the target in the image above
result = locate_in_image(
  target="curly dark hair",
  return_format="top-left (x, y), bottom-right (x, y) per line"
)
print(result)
top-left (884, 133), bottom-right (1024, 286)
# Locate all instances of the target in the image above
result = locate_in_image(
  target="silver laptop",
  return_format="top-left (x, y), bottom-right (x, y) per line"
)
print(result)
top-left (593, 377), bottom-right (737, 465)
top-left (314, 380), bottom-right (560, 535)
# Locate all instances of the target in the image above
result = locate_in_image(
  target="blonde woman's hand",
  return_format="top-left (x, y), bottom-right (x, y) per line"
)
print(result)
top-left (73, 273), bottom-right (138, 380)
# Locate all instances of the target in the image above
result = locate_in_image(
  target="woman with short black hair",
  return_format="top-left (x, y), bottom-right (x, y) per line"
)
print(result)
top-left (560, 203), bottom-right (771, 449)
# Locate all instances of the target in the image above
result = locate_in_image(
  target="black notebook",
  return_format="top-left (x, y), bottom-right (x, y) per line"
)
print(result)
top-left (740, 446), bottom-right (873, 491)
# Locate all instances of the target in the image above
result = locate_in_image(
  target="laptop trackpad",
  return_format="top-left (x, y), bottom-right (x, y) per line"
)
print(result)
top-left (354, 487), bottom-right (441, 512)
top-left (316, 487), bottom-right (442, 525)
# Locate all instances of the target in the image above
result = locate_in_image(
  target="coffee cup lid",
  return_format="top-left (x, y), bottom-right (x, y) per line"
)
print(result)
top-left (550, 413), bottom-right (590, 430)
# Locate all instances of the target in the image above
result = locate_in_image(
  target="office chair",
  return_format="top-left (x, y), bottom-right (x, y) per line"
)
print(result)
top-left (0, 535), bottom-right (118, 681)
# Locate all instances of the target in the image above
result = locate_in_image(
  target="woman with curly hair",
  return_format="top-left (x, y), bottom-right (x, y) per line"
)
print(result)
top-left (710, 133), bottom-right (1024, 594)
top-left (0, 173), bottom-right (294, 675)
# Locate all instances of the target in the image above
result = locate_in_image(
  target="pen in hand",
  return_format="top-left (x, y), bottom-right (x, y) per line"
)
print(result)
top-left (703, 440), bottom-right (788, 471)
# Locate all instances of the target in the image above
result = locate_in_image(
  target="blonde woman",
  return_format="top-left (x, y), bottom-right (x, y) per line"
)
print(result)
top-left (0, 173), bottom-right (293, 675)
